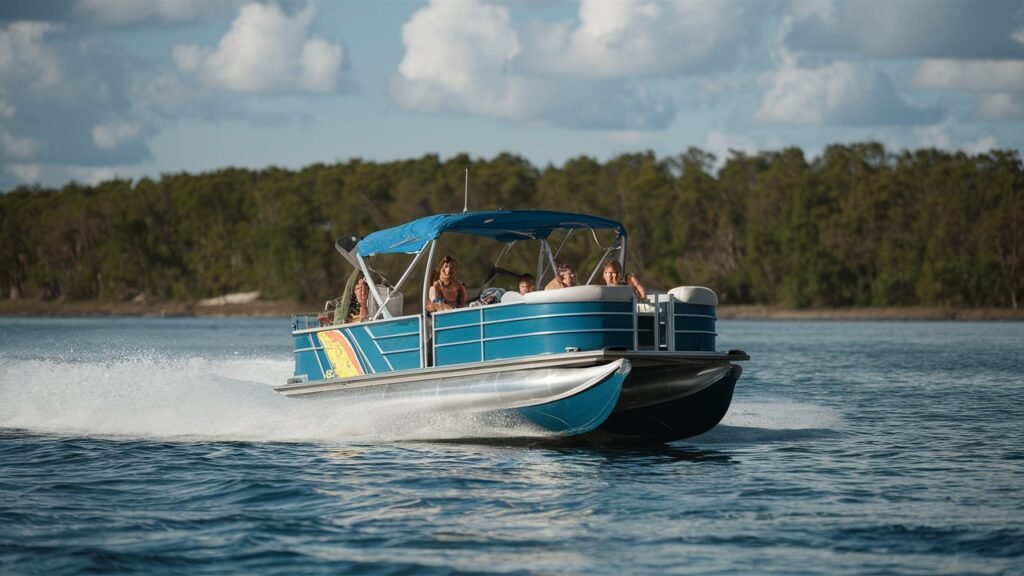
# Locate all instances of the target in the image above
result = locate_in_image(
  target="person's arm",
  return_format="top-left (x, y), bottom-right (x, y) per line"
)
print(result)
top-left (627, 274), bottom-right (646, 300)
top-left (457, 283), bottom-right (467, 307)
top-left (426, 283), bottom-right (439, 312)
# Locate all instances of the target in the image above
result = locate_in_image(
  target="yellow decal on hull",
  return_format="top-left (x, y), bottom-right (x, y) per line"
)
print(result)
top-left (317, 330), bottom-right (364, 378)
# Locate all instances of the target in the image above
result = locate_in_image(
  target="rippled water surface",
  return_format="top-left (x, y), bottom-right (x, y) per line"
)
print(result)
top-left (1, 317), bottom-right (1022, 574)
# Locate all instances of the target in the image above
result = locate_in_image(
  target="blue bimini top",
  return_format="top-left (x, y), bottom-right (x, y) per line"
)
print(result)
top-left (357, 210), bottom-right (626, 257)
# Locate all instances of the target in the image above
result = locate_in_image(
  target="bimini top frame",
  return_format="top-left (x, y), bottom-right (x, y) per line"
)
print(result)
top-left (345, 210), bottom-right (628, 325)
top-left (357, 210), bottom-right (626, 257)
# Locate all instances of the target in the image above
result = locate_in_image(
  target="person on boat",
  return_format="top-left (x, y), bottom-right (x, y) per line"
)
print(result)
top-left (518, 273), bottom-right (536, 295)
top-left (349, 275), bottom-right (370, 322)
top-left (601, 259), bottom-right (647, 301)
top-left (544, 263), bottom-right (576, 290)
top-left (426, 255), bottom-right (467, 312)
top-left (320, 272), bottom-right (372, 325)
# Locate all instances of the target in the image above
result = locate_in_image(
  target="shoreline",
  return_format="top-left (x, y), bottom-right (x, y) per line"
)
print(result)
top-left (0, 300), bottom-right (1022, 321)
top-left (715, 305), bottom-right (1024, 321)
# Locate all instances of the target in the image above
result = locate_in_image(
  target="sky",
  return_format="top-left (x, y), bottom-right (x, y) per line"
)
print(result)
top-left (1, 0), bottom-right (1023, 191)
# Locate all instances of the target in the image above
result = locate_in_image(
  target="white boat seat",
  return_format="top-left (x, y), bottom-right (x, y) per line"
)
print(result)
top-left (523, 284), bottom-right (634, 303)
top-left (500, 291), bottom-right (525, 303)
top-left (667, 286), bottom-right (718, 306)
top-left (500, 285), bottom-right (635, 305)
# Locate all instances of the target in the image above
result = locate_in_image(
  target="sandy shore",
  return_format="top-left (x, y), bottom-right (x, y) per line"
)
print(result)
top-left (1, 299), bottom-right (1022, 321)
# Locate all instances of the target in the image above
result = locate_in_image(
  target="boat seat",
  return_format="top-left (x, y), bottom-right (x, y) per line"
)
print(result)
top-left (667, 286), bottom-right (718, 306)
top-left (501, 291), bottom-right (525, 303)
top-left (523, 284), bottom-right (634, 303)
top-left (501, 284), bottom-right (634, 304)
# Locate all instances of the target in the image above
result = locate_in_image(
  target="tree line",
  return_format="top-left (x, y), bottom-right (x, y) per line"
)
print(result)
top-left (1, 143), bottom-right (1021, 309)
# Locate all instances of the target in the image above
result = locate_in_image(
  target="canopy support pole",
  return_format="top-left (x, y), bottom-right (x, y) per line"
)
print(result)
top-left (357, 253), bottom-right (392, 320)
top-left (587, 245), bottom-right (615, 285)
top-left (539, 241), bottom-right (558, 286)
top-left (420, 240), bottom-right (438, 368)
top-left (391, 247), bottom-right (428, 298)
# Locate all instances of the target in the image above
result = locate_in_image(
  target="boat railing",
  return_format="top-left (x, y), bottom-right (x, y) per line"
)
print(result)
top-left (291, 313), bottom-right (325, 331)
top-left (429, 285), bottom-right (636, 366)
top-left (292, 285), bottom-right (721, 384)
top-left (636, 293), bottom-right (668, 351)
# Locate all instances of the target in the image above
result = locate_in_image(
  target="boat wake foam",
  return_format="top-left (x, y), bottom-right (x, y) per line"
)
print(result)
top-left (687, 401), bottom-right (844, 444)
top-left (0, 357), bottom-right (547, 443)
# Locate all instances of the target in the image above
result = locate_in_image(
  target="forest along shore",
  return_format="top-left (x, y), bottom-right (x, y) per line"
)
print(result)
top-left (3, 146), bottom-right (1022, 311)
top-left (1, 300), bottom-right (1022, 321)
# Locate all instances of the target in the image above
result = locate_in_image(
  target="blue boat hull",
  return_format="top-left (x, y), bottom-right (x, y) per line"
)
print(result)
top-left (277, 356), bottom-right (632, 437)
top-left (516, 363), bottom-right (626, 435)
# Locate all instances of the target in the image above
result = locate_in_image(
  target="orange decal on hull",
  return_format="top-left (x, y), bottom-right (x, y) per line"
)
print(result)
top-left (317, 330), bottom-right (364, 379)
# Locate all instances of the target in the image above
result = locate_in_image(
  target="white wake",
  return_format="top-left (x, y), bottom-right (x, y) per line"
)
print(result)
top-left (0, 357), bottom-right (542, 443)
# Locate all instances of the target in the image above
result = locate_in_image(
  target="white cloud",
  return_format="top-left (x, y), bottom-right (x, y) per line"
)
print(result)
top-left (1, 131), bottom-right (42, 159)
top-left (915, 121), bottom-right (953, 149)
top-left (911, 59), bottom-right (1024, 122)
top-left (74, 0), bottom-right (226, 25)
top-left (787, 0), bottom-right (837, 24)
top-left (783, 0), bottom-right (1024, 60)
top-left (965, 135), bottom-right (998, 155)
top-left (757, 61), bottom-right (936, 125)
top-left (129, 71), bottom-right (206, 116)
top-left (4, 162), bottom-right (132, 187)
top-left (8, 163), bottom-right (41, 183)
top-left (896, 118), bottom-right (1000, 154)
top-left (704, 130), bottom-right (760, 160)
top-left (978, 93), bottom-right (1024, 120)
top-left (395, 0), bottom-right (523, 117)
top-left (0, 8), bottom-right (321, 188)
top-left (392, 0), bottom-right (677, 130)
top-left (299, 37), bottom-right (343, 93)
top-left (91, 120), bottom-right (141, 150)
top-left (0, 22), bottom-right (62, 87)
top-left (912, 59), bottom-right (1024, 92)
top-left (602, 131), bottom-right (647, 145)
top-left (522, 0), bottom-right (765, 79)
top-left (174, 3), bottom-right (344, 94)
top-left (0, 20), bottom-right (159, 174)
top-left (0, 94), bottom-right (14, 118)
top-left (68, 165), bottom-right (120, 185)
top-left (171, 44), bottom-right (204, 73)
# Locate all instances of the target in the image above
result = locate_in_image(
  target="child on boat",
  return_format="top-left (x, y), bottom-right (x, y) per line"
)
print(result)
top-left (518, 273), bottom-right (536, 295)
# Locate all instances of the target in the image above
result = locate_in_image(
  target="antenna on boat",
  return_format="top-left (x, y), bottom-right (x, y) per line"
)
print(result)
top-left (463, 168), bottom-right (469, 214)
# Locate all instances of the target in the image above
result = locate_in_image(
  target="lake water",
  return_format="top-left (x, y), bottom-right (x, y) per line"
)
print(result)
top-left (1, 317), bottom-right (1022, 575)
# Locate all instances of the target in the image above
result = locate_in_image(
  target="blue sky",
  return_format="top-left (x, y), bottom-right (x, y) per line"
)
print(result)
top-left (1, 0), bottom-right (1023, 191)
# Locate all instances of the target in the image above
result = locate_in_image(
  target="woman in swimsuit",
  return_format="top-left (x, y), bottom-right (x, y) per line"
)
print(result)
top-left (426, 255), bottom-right (467, 312)
top-left (601, 259), bottom-right (646, 300)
